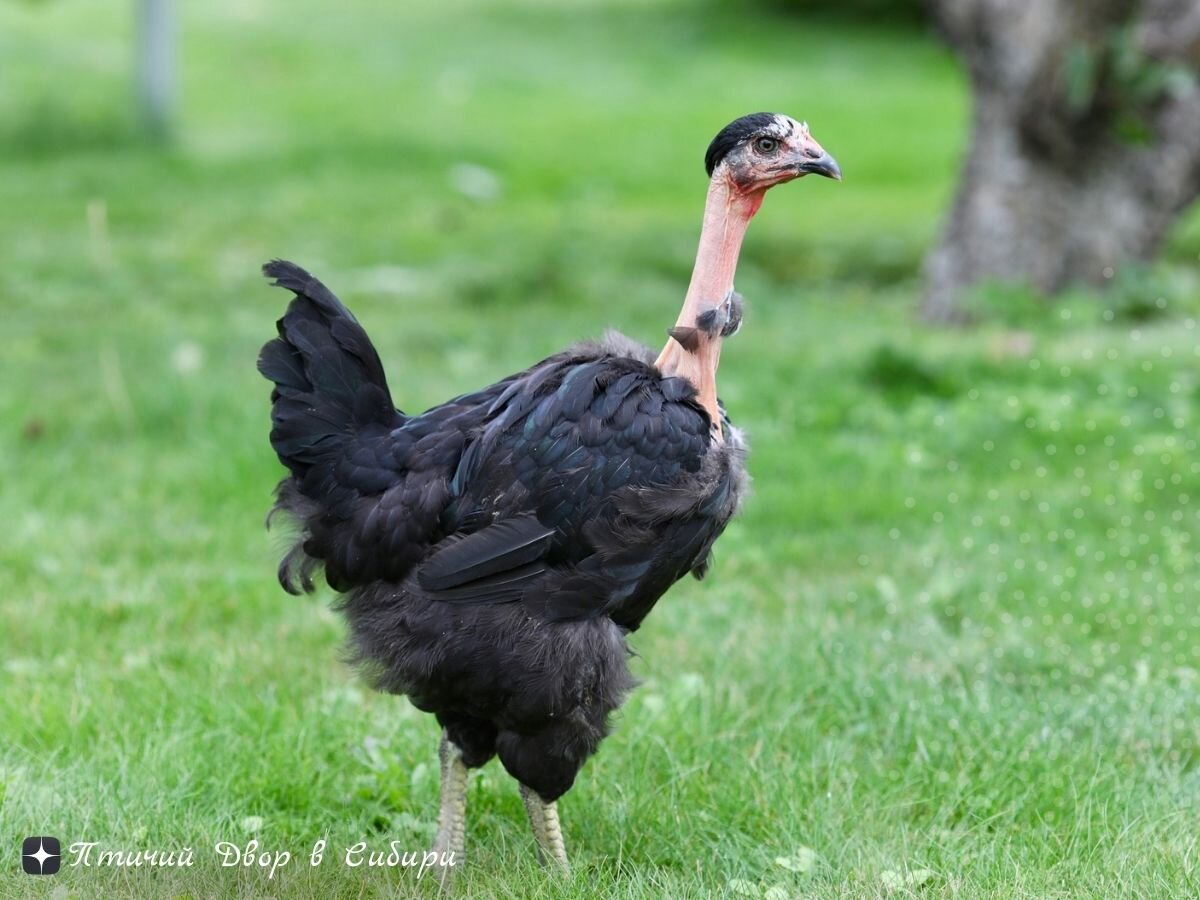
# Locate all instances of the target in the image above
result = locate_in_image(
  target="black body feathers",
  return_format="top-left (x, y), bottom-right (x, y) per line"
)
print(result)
top-left (258, 261), bottom-right (748, 800)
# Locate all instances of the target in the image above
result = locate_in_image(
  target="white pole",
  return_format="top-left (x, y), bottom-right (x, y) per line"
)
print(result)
top-left (136, 0), bottom-right (175, 136)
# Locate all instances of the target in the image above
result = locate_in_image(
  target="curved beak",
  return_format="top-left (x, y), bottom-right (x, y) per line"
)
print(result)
top-left (799, 152), bottom-right (841, 181)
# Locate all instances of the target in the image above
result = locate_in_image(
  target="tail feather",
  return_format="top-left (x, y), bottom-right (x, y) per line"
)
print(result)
top-left (263, 259), bottom-right (353, 320)
top-left (258, 259), bottom-right (403, 475)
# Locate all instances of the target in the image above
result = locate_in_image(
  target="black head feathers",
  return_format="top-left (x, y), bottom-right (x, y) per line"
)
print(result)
top-left (704, 112), bottom-right (780, 176)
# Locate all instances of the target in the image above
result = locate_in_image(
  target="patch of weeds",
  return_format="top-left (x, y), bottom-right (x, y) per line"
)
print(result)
top-left (963, 280), bottom-right (1056, 329)
top-left (743, 233), bottom-right (924, 288)
top-left (0, 96), bottom-right (147, 157)
top-left (958, 264), bottom-right (1200, 330)
top-left (1102, 263), bottom-right (1200, 323)
top-left (862, 343), bottom-right (958, 402)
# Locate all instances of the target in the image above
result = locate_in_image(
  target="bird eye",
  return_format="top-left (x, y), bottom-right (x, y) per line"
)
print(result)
top-left (753, 137), bottom-right (779, 154)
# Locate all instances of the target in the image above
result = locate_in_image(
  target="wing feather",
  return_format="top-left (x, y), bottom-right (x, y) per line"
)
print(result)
top-left (418, 514), bottom-right (556, 592)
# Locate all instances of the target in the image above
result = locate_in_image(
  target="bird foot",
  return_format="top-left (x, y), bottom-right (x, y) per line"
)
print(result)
top-left (520, 784), bottom-right (570, 873)
top-left (431, 731), bottom-right (469, 885)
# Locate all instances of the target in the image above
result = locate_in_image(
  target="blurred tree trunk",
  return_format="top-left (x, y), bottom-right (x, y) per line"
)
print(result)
top-left (923, 0), bottom-right (1200, 322)
top-left (136, 0), bottom-right (175, 137)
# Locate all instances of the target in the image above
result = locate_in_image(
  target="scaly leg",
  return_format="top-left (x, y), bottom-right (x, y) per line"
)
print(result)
top-left (519, 784), bottom-right (569, 872)
top-left (431, 731), bottom-right (468, 881)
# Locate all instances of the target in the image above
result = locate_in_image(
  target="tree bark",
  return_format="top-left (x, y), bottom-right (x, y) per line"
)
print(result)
top-left (923, 0), bottom-right (1200, 322)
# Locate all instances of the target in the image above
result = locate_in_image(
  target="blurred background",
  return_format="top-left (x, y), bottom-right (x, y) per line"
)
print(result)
top-left (3, 0), bottom-right (1200, 895)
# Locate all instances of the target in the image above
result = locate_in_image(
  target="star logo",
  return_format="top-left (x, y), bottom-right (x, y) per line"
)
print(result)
top-left (22, 836), bottom-right (61, 875)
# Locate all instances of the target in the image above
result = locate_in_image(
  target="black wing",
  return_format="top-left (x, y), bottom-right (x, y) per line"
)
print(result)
top-left (417, 344), bottom-right (745, 628)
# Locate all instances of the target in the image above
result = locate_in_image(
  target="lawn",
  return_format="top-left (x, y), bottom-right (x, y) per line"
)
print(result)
top-left (3, 0), bottom-right (1200, 897)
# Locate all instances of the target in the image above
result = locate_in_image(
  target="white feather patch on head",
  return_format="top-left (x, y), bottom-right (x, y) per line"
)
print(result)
top-left (769, 114), bottom-right (798, 138)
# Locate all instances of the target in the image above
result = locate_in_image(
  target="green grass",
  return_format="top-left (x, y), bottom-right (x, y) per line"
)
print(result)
top-left (3, 0), bottom-right (1200, 896)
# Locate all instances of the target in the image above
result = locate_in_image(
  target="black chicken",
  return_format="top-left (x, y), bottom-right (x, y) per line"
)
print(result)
top-left (258, 113), bottom-right (839, 872)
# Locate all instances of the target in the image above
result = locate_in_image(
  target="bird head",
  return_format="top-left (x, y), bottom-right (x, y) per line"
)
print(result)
top-left (704, 113), bottom-right (841, 193)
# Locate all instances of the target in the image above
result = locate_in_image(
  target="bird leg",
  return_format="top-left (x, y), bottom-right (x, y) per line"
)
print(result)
top-left (519, 784), bottom-right (569, 872)
top-left (431, 731), bottom-right (468, 880)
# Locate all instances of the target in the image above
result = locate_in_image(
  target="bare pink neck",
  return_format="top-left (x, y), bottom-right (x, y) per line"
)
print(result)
top-left (654, 174), bottom-right (762, 428)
